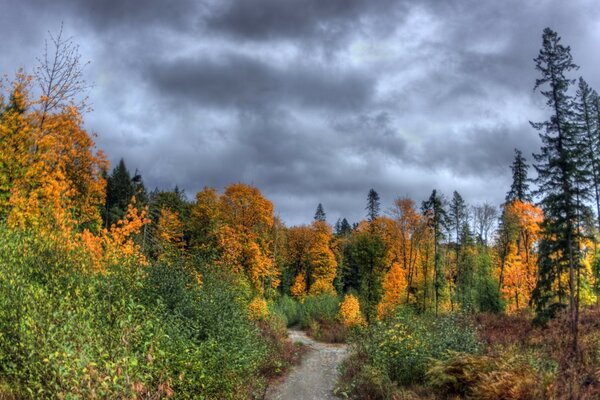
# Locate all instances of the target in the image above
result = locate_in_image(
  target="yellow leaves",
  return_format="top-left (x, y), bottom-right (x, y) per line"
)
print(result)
top-left (248, 296), bottom-right (269, 321)
top-left (220, 183), bottom-right (274, 233)
top-left (377, 262), bottom-right (409, 319)
top-left (338, 294), bottom-right (366, 328)
top-left (290, 274), bottom-right (307, 299)
top-left (499, 200), bottom-right (544, 312)
top-left (1, 74), bottom-right (106, 235)
top-left (156, 208), bottom-right (185, 262)
top-left (79, 198), bottom-right (150, 272)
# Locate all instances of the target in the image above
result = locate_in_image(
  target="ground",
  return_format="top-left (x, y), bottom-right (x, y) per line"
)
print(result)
top-left (265, 330), bottom-right (347, 400)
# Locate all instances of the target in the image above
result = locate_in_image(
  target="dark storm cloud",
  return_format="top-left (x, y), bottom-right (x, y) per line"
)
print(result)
top-left (206, 0), bottom-right (407, 42)
top-left (144, 53), bottom-right (375, 111)
top-left (2, 0), bottom-right (600, 225)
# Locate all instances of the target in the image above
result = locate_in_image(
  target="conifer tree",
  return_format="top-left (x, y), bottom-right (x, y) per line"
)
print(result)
top-left (575, 78), bottom-right (600, 233)
top-left (506, 149), bottom-right (532, 203)
top-left (422, 189), bottom-right (448, 317)
top-left (366, 189), bottom-right (380, 223)
top-left (314, 203), bottom-right (326, 222)
top-left (530, 27), bottom-right (587, 353)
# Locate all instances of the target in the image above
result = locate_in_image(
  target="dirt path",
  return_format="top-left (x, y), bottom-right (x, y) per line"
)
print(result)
top-left (265, 330), bottom-right (347, 400)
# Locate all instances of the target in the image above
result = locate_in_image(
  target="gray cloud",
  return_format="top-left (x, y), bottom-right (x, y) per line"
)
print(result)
top-left (1, 0), bottom-right (600, 226)
top-left (144, 53), bottom-right (375, 111)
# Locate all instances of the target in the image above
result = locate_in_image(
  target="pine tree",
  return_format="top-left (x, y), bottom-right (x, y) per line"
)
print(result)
top-left (506, 149), bottom-right (532, 203)
top-left (530, 27), bottom-right (587, 354)
top-left (575, 78), bottom-right (600, 233)
top-left (366, 188), bottom-right (380, 223)
top-left (314, 203), bottom-right (326, 222)
top-left (422, 189), bottom-right (448, 317)
top-left (104, 159), bottom-right (134, 228)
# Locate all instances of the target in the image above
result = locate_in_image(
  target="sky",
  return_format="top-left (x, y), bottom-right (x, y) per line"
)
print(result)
top-left (1, 0), bottom-right (600, 226)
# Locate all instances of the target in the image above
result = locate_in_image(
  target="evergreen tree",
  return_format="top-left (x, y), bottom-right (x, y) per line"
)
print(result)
top-left (335, 217), bottom-right (352, 236)
top-left (575, 78), bottom-right (600, 233)
top-left (505, 149), bottom-right (531, 203)
top-left (104, 158), bottom-right (134, 228)
top-left (366, 189), bottom-right (380, 223)
top-left (314, 203), bottom-right (326, 222)
top-left (530, 28), bottom-right (587, 353)
top-left (422, 189), bottom-right (448, 317)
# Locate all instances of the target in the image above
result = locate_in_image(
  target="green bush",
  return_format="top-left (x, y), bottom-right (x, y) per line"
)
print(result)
top-left (272, 295), bottom-right (302, 327)
top-left (339, 307), bottom-right (482, 397)
top-left (0, 229), bottom-right (278, 399)
top-left (299, 293), bottom-right (339, 329)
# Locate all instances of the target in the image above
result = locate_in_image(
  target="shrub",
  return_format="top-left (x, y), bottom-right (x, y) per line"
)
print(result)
top-left (0, 228), bottom-right (285, 399)
top-left (338, 307), bottom-right (482, 398)
top-left (338, 293), bottom-right (366, 328)
top-left (273, 295), bottom-right (302, 327)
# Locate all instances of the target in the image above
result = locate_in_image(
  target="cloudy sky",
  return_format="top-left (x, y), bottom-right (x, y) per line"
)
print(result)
top-left (2, 0), bottom-right (600, 225)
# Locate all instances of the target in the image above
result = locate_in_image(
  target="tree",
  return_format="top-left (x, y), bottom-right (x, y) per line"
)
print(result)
top-left (575, 78), bottom-right (600, 233)
top-left (104, 159), bottom-right (134, 228)
top-left (34, 23), bottom-right (90, 128)
top-left (422, 189), bottom-right (448, 317)
top-left (314, 203), bottom-right (326, 222)
top-left (531, 27), bottom-right (587, 354)
top-left (506, 149), bottom-right (532, 203)
top-left (473, 203), bottom-right (498, 245)
top-left (335, 217), bottom-right (352, 236)
top-left (0, 78), bottom-right (32, 220)
top-left (366, 188), bottom-right (380, 223)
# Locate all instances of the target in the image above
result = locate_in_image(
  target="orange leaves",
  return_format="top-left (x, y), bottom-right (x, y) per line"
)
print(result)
top-left (248, 296), bottom-right (269, 321)
top-left (499, 200), bottom-right (543, 312)
top-left (220, 183), bottom-right (273, 234)
top-left (194, 183), bottom-right (280, 294)
top-left (308, 221), bottom-right (337, 295)
top-left (1, 75), bottom-right (106, 234)
top-left (339, 294), bottom-right (366, 328)
top-left (79, 199), bottom-right (150, 272)
top-left (290, 274), bottom-right (307, 298)
top-left (377, 262), bottom-right (409, 319)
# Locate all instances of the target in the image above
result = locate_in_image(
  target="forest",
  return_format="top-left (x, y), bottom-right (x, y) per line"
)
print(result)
top-left (1, 27), bottom-right (600, 399)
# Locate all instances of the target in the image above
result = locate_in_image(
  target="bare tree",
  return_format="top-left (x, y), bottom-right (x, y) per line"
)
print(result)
top-left (34, 23), bottom-right (90, 127)
top-left (472, 203), bottom-right (498, 245)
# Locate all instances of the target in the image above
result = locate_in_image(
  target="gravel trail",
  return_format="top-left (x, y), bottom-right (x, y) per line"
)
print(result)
top-left (264, 330), bottom-right (347, 400)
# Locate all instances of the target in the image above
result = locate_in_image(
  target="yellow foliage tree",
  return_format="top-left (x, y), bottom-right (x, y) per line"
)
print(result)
top-left (308, 221), bottom-right (337, 295)
top-left (156, 207), bottom-right (185, 261)
top-left (499, 200), bottom-right (543, 312)
top-left (79, 199), bottom-right (150, 272)
top-left (290, 273), bottom-right (307, 299)
top-left (377, 262), bottom-right (409, 319)
top-left (1, 74), bottom-right (107, 235)
top-left (338, 294), bottom-right (366, 328)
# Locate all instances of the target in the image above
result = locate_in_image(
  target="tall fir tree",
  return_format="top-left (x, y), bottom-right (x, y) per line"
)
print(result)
top-left (575, 78), bottom-right (600, 233)
top-left (366, 189), bottom-right (380, 223)
top-left (530, 27), bottom-right (588, 354)
top-left (104, 158), bottom-right (134, 228)
top-left (506, 149), bottom-right (532, 203)
top-left (314, 203), bottom-right (326, 222)
top-left (422, 189), bottom-right (448, 317)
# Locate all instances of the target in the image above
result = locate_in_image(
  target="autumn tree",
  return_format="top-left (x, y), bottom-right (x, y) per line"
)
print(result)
top-left (0, 77), bottom-right (33, 221)
top-left (34, 23), bottom-right (90, 127)
top-left (308, 221), bottom-right (337, 295)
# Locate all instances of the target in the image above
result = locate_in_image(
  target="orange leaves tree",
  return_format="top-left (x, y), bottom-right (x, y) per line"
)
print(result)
top-left (189, 183), bottom-right (280, 295)
top-left (283, 221), bottom-right (338, 298)
top-left (497, 200), bottom-right (543, 312)
top-left (0, 74), bottom-right (107, 235)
